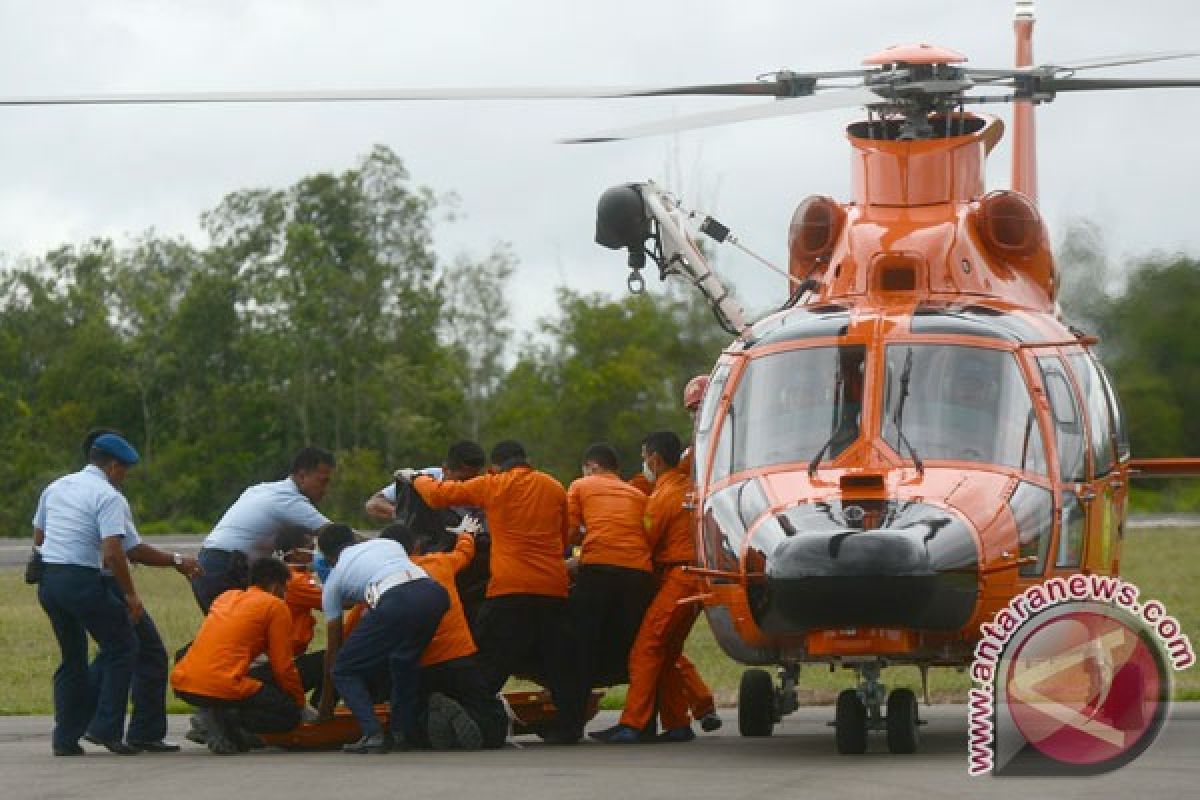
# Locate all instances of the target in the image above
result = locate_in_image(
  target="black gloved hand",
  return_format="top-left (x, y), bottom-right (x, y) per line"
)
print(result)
top-left (24, 548), bottom-right (45, 585)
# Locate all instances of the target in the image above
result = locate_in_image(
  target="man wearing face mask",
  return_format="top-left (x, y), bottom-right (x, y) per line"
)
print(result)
top-left (599, 431), bottom-right (717, 744)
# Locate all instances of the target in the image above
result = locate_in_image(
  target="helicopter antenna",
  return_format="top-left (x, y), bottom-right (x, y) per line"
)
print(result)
top-left (1013, 0), bottom-right (1039, 202)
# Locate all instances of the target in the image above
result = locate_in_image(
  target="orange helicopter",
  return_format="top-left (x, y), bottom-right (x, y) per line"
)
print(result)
top-left (587, 2), bottom-right (1200, 753)
top-left (6, 0), bottom-right (1200, 757)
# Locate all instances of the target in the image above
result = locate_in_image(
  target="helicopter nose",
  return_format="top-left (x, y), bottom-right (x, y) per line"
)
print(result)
top-left (748, 501), bottom-right (979, 635)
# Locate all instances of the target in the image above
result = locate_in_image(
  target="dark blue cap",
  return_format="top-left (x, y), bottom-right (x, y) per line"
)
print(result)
top-left (92, 433), bottom-right (140, 465)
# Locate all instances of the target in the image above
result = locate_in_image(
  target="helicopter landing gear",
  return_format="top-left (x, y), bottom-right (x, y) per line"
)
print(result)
top-left (886, 688), bottom-right (920, 754)
top-left (737, 664), bottom-right (800, 738)
top-left (832, 662), bottom-right (925, 754)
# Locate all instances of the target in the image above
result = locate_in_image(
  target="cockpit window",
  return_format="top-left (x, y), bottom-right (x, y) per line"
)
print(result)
top-left (720, 345), bottom-right (866, 479)
top-left (881, 344), bottom-right (1047, 474)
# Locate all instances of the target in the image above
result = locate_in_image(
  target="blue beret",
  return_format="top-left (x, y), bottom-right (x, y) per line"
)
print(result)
top-left (92, 433), bottom-right (140, 465)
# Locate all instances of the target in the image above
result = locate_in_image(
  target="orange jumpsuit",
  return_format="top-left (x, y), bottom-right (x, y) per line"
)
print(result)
top-left (284, 567), bottom-right (323, 656)
top-left (414, 466), bottom-right (568, 599)
top-left (171, 587), bottom-right (305, 706)
top-left (619, 466), bottom-right (711, 730)
top-left (413, 534), bottom-right (478, 667)
top-left (627, 465), bottom-right (716, 721)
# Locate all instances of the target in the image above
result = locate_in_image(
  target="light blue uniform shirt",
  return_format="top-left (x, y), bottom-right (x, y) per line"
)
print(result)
top-left (100, 507), bottom-right (142, 577)
top-left (321, 539), bottom-right (426, 620)
top-left (33, 465), bottom-right (130, 569)
top-left (204, 477), bottom-right (331, 560)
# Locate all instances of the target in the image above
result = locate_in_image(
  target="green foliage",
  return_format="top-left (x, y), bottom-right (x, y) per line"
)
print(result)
top-left (487, 283), bottom-right (728, 483)
top-left (1054, 222), bottom-right (1200, 509)
top-left (0, 146), bottom-right (470, 534)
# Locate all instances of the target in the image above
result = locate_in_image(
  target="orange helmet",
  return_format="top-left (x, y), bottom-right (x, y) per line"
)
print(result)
top-left (683, 374), bottom-right (710, 412)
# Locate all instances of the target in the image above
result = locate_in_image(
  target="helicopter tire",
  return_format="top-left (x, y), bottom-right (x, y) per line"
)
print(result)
top-left (834, 688), bottom-right (868, 754)
top-left (737, 669), bottom-right (776, 737)
top-left (885, 688), bottom-right (920, 754)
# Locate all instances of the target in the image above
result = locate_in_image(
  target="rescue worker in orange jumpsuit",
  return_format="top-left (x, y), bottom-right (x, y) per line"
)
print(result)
top-left (599, 431), bottom-right (715, 743)
top-left (402, 439), bottom-right (585, 744)
top-left (567, 442), bottom-right (655, 695)
top-left (171, 557), bottom-right (307, 755)
top-left (380, 518), bottom-right (509, 750)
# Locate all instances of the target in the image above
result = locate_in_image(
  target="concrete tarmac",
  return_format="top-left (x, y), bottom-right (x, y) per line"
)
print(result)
top-left (1, 705), bottom-right (1197, 800)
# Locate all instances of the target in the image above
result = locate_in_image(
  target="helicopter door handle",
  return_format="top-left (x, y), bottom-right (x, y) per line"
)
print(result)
top-left (1079, 489), bottom-right (1097, 501)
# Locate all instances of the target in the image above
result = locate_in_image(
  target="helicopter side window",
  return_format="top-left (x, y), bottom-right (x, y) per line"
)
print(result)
top-left (1057, 491), bottom-right (1085, 568)
top-left (1094, 358), bottom-right (1131, 461)
top-left (1008, 481), bottom-right (1053, 577)
top-left (726, 344), bottom-right (866, 476)
top-left (693, 364), bottom-right (731, 486)
top-left (1068, 353), bottom-right (1116, 477)
top-left (881, 344), bottom-right (1046, 472)
top-left (1037, 356), bottom-right (1087, 483)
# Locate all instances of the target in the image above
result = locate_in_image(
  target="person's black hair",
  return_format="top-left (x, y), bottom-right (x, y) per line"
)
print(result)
top-left (82, 427), bottom-right (120, 461)
top-left (643, 431), bottom-right (683, 468)
top-left (291, 446), bottom-right (336, 475)
top-left (249, 557), bottom-right (292, 590)
top-left (490, 440), bottom-right (528, 471)
top-left (274, 526), bottom-right (313, 555)
top-left (87, 449), bottom-right (121, 469)
top-left (379, 521), bottom-right (420, 554)
top-left (582, 442), bottom-right (620, 473)
top-left (317, 523), bottom-right (357, 563)
top-left (446, 440), bottom-right (486, 471)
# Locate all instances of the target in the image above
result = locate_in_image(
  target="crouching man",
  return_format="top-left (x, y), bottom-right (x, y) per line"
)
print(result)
top-left (170, 557), bottom-right (306, 754)
top-left (381, 519), bottom-right (508, 750)
top-left (315, 524), bottom-right (449, 753)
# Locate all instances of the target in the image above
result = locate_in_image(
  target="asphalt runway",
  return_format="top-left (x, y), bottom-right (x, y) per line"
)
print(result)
top-left (1, 705), bottom-right (1196, 800)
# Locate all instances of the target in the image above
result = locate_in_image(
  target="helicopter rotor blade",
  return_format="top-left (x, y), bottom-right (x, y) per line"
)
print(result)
top-left (965, 50), bottom-right (1200, 82)
top-left (561, 86), bottom-right (880, 143)
top-left (1040, 77), bottom-right (1200, 92)
top-left (1051, 50), bottom-right (1200, 71)
top-left (0, 72), bottom-right (877, 108)
top-left (0, 86), bottom-right (771, 107)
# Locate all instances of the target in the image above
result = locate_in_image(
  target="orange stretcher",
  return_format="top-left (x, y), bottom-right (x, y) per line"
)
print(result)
top-left (259, 689), bottom-right (604, 750)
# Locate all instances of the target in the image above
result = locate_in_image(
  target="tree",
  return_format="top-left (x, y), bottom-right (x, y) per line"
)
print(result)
top-left (440, 246), bottom-right (516, 440)
top-left (487, 283), bottom-right (728, 481)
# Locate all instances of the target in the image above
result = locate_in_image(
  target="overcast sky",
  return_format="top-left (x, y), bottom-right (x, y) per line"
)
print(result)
top-left (1, 0), bottom-right (1198, 332)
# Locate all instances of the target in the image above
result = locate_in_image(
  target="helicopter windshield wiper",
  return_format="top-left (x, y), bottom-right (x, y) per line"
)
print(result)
top-left (808, 356), bottom-right (847, 478)
top-left (892, 347), bottom-right (925, 476)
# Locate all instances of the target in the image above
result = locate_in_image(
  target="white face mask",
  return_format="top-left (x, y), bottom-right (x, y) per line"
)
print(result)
top-left (642, 460), bottom-right (656, 484)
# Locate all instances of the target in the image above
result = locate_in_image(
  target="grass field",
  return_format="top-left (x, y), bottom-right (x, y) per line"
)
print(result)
top-left (2, 528), bottom-right (1197, 715)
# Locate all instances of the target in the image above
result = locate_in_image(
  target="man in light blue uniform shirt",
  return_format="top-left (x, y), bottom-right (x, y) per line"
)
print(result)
top-left (315, 525), bottom-right (450, 753)
top-left (191, 446), bottom-right (335, 612)
top-left (33, 433), bottom-right (142, 756)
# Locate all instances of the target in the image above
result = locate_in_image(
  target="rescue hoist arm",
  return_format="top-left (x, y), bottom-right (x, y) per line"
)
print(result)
top-left (595, 181), bottom-right (748, 336)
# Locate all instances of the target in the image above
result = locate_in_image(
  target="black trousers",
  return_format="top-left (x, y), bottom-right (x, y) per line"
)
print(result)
top-left (475, 594), bottom-right (583, 737)
top-left (176, 683), bottom-right (300, 734)
top-left (569, 564), bottom-right (655, 688)
top-left (419, 656), bottom-right (508, 749)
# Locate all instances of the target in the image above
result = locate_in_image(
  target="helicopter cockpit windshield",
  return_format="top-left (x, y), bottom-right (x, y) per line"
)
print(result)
top-left (727, 345), bottom-right (866, 475)
top-left (882, 344), bottom-right (1046, 473)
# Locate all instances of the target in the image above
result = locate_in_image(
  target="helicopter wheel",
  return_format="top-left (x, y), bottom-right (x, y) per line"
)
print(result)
top-left (885, 688), bottom-right (920, 754)
top-left (835, 688), bottom-right (867, 754)
top-left (738, 669), bottom-right (776, 737)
